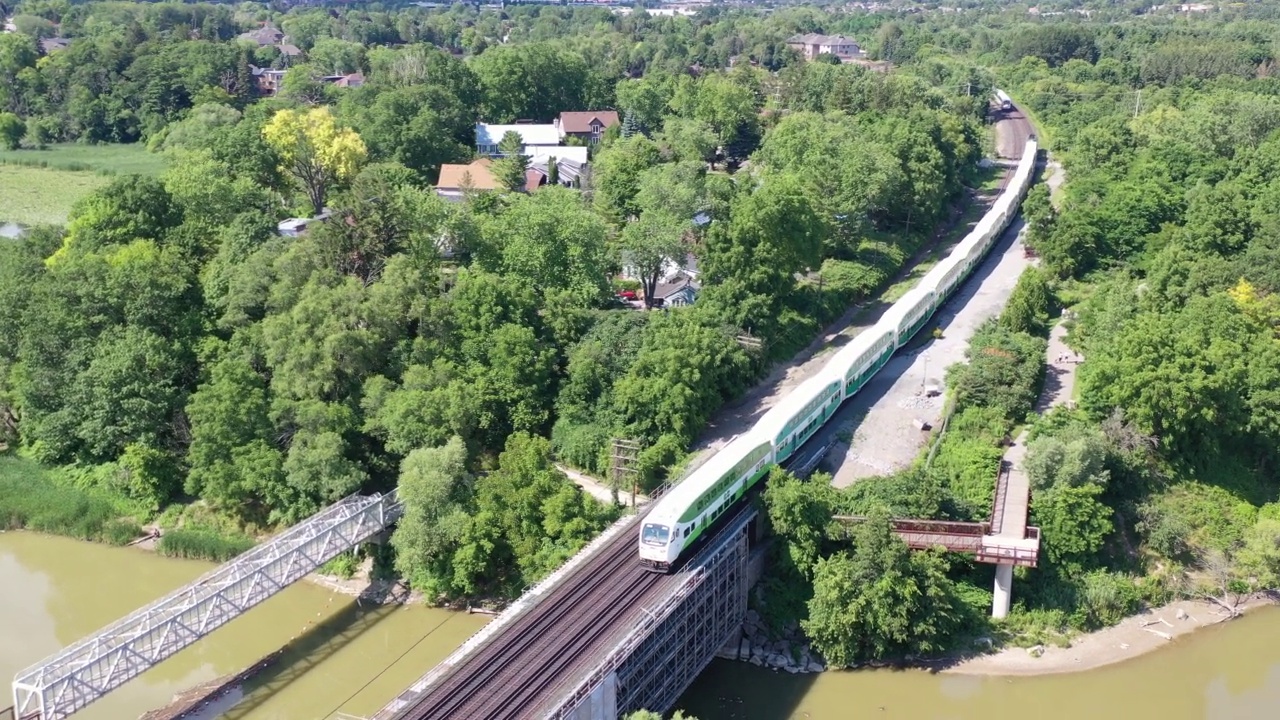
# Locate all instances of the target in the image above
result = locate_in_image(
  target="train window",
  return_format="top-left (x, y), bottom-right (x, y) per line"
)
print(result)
top-left (642, 524), bottom-right (670, 545)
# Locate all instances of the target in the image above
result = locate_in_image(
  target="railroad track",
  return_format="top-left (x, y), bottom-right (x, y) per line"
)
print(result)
top-left (397, 523), bottom-right (669, 720)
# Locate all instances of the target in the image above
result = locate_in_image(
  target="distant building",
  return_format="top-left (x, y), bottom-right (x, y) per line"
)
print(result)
top-left (39, 37), bottom-right (70, 54)
top-left (651, 271), bottom-right (700, 307)
top-left (556, 111), bottom-right (620, 145)
top-left (527, 156), bottom-right (589, 190)
top-left (436, 158), bottom-right (502, 201)
top-left (321, 72), bottom-right (365, 88)
top-left (277, 209), bottom-right (331, 237)
top-left (250, 66), bottom-right (287, 95)
top-left (475, 123), bottom-right (562, 156)
top-left (786, 33), bottom-right (861, 62)
top-left (238, 24), bottom-right (285, 47)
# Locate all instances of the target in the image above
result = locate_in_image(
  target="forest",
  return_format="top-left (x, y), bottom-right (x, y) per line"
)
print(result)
top-left (2, 0), bottom-right (1279, 662)
top-left (0, 0), bottom-right (987, 601)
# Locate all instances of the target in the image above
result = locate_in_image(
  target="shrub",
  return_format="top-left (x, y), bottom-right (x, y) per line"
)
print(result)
top-left (319, 551), bottom-right (361, 579)
top-left (157, 528), bottom-right (255, 561)
top-left (0, 457), bottom-right (141, 543)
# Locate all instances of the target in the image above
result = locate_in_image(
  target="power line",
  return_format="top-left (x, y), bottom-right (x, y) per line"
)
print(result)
top-left (321, 612), bottom-right (456, 720)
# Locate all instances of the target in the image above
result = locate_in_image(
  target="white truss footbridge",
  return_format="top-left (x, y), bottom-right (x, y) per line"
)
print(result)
top-left (12, 491), bottom-right (403, 720)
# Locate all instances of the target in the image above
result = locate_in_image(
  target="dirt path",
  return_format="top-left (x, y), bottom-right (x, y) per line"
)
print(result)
top-left (556, 463), bottom-right (649, 506)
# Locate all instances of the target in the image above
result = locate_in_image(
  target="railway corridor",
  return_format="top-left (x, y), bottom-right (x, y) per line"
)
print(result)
top-left (379, 515), bottom-right (680, 720)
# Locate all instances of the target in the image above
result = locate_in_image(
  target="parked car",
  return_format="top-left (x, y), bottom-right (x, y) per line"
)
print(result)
top-left (617, 289), bottom-right (637, 300)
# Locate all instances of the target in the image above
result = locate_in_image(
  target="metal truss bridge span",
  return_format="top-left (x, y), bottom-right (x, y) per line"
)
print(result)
top-left (12, 491), bottom-right (402, 720)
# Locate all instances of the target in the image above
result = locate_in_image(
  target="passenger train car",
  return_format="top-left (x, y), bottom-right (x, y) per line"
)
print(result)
top-left (638, 124), bottom-right (1039, 572)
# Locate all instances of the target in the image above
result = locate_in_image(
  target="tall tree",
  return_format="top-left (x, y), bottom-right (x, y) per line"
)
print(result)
top-left (262, 107), bottom-right (367, 215)
top-left (802, 512), bottom-right (960, 667)
top-left (491, 130), bottom-right (529, 192)
top-left (620, 211), bottom-right (688, 305)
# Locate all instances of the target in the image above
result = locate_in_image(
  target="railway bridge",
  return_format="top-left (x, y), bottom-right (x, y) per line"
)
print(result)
top-left (10, 491), bottom-right (403, 720)
top-left (371, 504), bottom-right (756, 720)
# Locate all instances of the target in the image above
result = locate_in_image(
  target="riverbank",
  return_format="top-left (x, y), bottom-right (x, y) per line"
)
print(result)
top-left (947, 595), bottom-right (1279, 676)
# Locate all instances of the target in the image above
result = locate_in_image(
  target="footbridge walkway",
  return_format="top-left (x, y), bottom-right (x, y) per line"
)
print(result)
top-left (11, 491), bottom-right (403, 720)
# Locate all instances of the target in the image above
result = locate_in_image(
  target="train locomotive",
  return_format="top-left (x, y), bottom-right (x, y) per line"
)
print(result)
top-left (639, 123), bottom-right (1039, 572)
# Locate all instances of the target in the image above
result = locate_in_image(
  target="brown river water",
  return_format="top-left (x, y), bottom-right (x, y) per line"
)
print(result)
top-left (4, 530), bottom-right (1279, 720)
top-left (0, 532), bottom-right (486, 720)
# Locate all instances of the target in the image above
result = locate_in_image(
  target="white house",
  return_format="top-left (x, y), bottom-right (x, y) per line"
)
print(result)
top-left (475, 123), bottom-right (561, 156)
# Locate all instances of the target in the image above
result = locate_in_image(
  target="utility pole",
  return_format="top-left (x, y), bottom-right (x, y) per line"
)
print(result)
top-left (610, 438), bottom-right (642, 509)
top-left (1134, 89), bottom-right (1142, 119)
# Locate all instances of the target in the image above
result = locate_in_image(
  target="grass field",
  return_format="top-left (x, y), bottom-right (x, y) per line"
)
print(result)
top-left (0, 143), bottom-right (166, 226)
top-left (0, 165), bottom-right (111, 226)
top-left (0, 142), bottom-right (168, 176)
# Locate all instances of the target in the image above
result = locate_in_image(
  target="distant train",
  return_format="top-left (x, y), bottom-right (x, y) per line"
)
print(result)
top-left (995, 89), bottom-right (1013, 112)
top-left (638, 125), bottom-right (1039, 572)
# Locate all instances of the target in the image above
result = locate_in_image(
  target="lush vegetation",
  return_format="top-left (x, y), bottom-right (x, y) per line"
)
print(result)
top-left (751, 0), bottom-right (1280, 666)
top-left (8, 0), bottom-right (1272, 631)
top-left (0, 1), bottom-right (993, 590)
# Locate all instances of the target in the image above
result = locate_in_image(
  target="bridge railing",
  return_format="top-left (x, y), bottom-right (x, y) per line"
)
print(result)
top-left (13, 491), bottom-right (401, 720)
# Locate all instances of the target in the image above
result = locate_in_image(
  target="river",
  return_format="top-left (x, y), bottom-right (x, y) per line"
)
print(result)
top-left (676, 607), bottom-right (1280, 720)
top-left (0, 532), bottom-right (487, 720)
top-left (4, 530), bottom-right (1279, 720)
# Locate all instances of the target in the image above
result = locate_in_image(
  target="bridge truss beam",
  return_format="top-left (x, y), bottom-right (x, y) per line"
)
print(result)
top-left (12, 492), bottom-right (402, 720)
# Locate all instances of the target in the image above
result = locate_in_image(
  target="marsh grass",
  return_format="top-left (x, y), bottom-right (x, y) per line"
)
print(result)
top-left (0, 456), bottom-right (141, 544)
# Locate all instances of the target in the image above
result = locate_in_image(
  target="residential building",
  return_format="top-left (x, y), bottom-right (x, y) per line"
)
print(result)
top-left (786, 33), bottom-right (861, 61)
top-left (527, 157), bottom-right (589, 190)
top-left (528, 146), bottom-right (588, 167)
top-left (475, 123), bottom-right (561, 156)
top-left (277, 210), bottom-right (331, 237)
top-left (321, 72), bottom-right (366, 88)
top-left (650, 271), bottom-right (700, 307)
top-left (556, 111), bottom-right (620, 144)
top-left (238, 24), bottom-right (285, 46)
top-left (435, 158), bottom-right (502, 201)
top-left (39, 37), bottom-right (70, 53)
top-left (251, 66), bottom-right (287, 95)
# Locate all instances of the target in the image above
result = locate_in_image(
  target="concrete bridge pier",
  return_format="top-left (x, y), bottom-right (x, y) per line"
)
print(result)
top-left (992, 563), bottom-right (1013, 619)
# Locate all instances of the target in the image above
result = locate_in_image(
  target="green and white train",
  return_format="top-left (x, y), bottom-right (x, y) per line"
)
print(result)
top-left (639, 131), bottom-right (1039, 571)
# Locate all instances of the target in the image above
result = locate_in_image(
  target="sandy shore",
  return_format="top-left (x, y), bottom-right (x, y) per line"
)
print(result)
top-left (945, 595), bottom-right (1278, 676)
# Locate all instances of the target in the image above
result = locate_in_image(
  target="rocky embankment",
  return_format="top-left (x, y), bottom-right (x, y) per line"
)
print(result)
top-left (717, 609), bottom-right (826, 674)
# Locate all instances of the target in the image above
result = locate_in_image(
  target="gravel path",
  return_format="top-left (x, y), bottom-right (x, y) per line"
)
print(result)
top-left (681, 113), bottom-right (1030, 474)
top-left (825, 215), bottom-right (1034, 488)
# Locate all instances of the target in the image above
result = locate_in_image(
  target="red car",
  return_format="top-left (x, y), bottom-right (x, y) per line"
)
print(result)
top-left (617, 289), bottom-right (638, 300)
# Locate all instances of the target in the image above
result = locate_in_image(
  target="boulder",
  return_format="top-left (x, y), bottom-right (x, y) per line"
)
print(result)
top-left (807, 660), bottom-right (825, 673)
top-left (1027, 645), bottom-right (1045, 658)
top-left (1176, 608), bottom-right (1188, 621)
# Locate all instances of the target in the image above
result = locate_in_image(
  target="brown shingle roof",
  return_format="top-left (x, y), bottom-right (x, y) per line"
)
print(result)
top-left (558, 111), bottom-right (620, 134)
top-left (437, 158), bottom-right (499, 191)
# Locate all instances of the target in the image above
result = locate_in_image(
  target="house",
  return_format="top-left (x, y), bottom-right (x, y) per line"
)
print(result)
top-left (650, 271), bottom-right (700, 307)
top-left (238, 24), bottom-right (285, 47)
top-left (475, 123), bottom-right (562, 156)
top-left (527, 146), bottom-right (588, 167)
top-left (786, 33), bottom-right (861, 61)
top-left (251, 66), bottom-right (287, 95)
top-left (435, 158), bottom-right (502, 201)
top-left (39, 37), bottom-right (70, 53)
top-left (527, 156), bottom-right (589, 190)
top-left (556, 111), bottom-right (620, 144)
top-left (320, 72), bottom-right (365, 88)
top-left (277, 210), bottom-right (331, 237)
